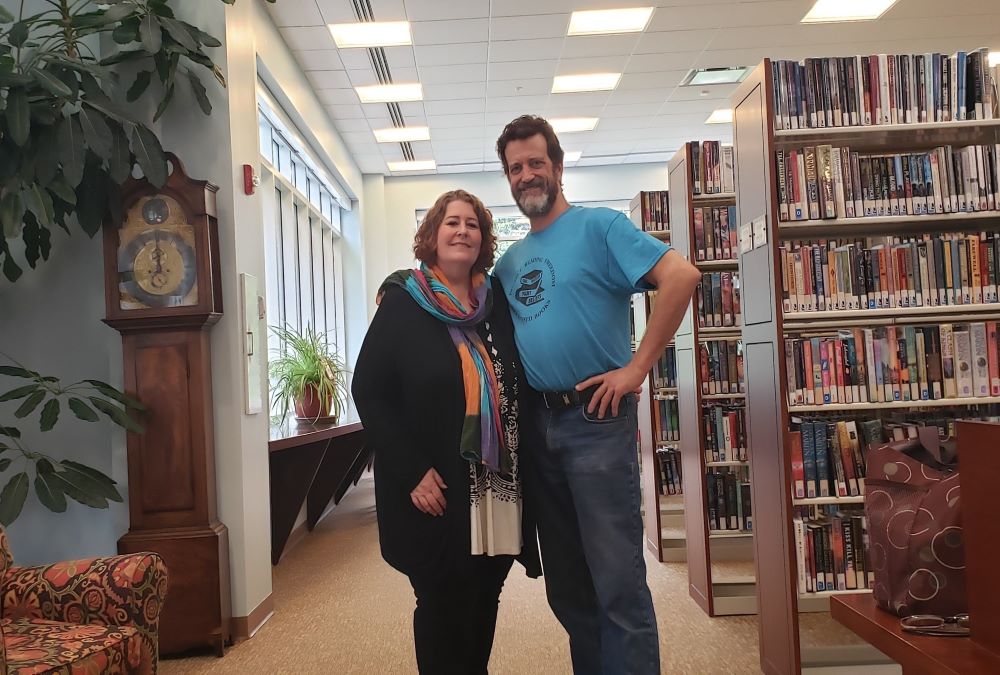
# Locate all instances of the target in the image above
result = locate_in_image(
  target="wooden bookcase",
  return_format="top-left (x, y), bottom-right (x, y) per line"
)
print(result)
top-left (731, 58), bottom-right (1000, 674)
top-left (631, 192), bottom-right (686, 563)
top-left (667, 144), bottom-right (757, 616)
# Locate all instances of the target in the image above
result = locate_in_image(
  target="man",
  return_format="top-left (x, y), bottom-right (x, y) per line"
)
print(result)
top-left (492, 115), bottom-right (701, 675)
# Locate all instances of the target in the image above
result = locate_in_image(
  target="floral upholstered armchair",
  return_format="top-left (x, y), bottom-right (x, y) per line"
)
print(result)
top-left (0, 526), bottom-right (168, 674)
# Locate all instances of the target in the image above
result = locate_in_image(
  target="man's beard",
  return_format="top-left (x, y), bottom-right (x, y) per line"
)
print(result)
top-left (514, 178), bottom-right (557, 217)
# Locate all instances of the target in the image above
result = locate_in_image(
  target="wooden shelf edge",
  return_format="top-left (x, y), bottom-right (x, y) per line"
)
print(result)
top-left (784, 303), bottom-right (1000, 324)
top-left (789, 396), bottom-right (1000, 412)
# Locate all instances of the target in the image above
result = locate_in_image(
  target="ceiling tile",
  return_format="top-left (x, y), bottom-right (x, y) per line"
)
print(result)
top-left (293, 50), bottom-right (345, 71)
top-left (490, 14), bottom-right (569, 41)
top-left (438, 163), bottom-right (485, 174)
top-left (543, 103), bottom-right (604, 118)
top-left (396, 102), bottom-right (426, 116)
top-left (403, 0), bottom-right (490, 21)
top-left (607, 88), bottom-right (673, 105)
top-left (584, 141), bottom-right (636, 155)
top-left (357, 156), bottom-right (388, 173)
top-left (490, 0), bottom-right (575, 16)
top-left (415, 43), bottom-right (489, 68)
top-left (555, 55), bottom-right (630, 76)
top-left (434, 139), bottom-right (487, 153)
top-left (561, 34), bottom-right (640, 60)
top-left (667, 83), bottom-right (737, 102)
top-left (602, 102), bottom-right (663, 117)
top-left (546, 91), bottom-right (610, 108)
top-left (340, 130), bottom-right (377, 144)
top-left (384, 46), bottom-right (417, 70)
top-left (649, 2), bottom-right (804, 32)
top-left (347, 68), bottom-right (379, 86)
top-left (419, 63), bottom-right (488, 85)
top-left (577, 155), bottom-right (624, 166)
top-left (424, 98), bottom-right (486, 116)
top-left (619, 71), bottom-right (682, 91)
top-left (633, 30), bottom-right (717, 55)
top-left (327, 104), bottom-right (366, 120)
top-left (334, 118), bottom-right (374, 133)
top-left (626, 52), bottom-right (701, 74)
top-left (486, 78), bottom-right (551, 97)
top-left (486, 95), bottom-right (550, 113)
top-left (337, 49), bottom-right (374, 69)
top-left (488, 60), bottom-right (558, 81)
top-left (317, 88), bottom-right (361, 105)
top-left (308, 70), bottom-right (351, 89)
top-left (486, 111), bottom-right (529, 127)
top-left (410, 19), bottom-right (490, 45)
top-left (408, 140), bottom-right (434, 155)
top-left (279, 26), bottom-right (334, 51)
top-left (429, 126), bottom-right (488, 140)
top-left (423, 82), bottom-right (488, 100)
top-left (369, 0), bottom-right (408, 21)
top-left (595, 116), bottom-right (656, 131)
top-left (365, 116), bottom-right (394, 130)
top-left (314, 0), bottom-right (356, 23)
top-left (266, 2), bottom-right (325, 27)
top-left (490, 38), bottom-right (564, 63)
top-left (428, 112), bottom-right (487, 128)
top-left (659, 99), bottom-right (718, 115)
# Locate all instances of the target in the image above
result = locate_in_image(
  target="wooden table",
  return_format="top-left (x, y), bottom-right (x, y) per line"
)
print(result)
top-left (268, 419), bottom-right (368, 564)
top-left (831, 574), bottom-right (1000, 675)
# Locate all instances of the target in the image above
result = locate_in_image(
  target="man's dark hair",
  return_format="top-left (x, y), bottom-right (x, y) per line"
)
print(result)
top-left (495, 115), bottom-right (564, 176)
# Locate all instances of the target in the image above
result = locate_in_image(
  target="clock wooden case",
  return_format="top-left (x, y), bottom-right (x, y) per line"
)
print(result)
top-left (102, 154), bottom-right (231, 656)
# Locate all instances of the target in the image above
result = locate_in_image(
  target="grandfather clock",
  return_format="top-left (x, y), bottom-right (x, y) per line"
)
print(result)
top-left (102, 154), bottom-right (231, 656)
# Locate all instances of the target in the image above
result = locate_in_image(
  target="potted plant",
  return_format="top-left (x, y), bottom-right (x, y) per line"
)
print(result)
top-left (269, 323), bottom-right (348, 424)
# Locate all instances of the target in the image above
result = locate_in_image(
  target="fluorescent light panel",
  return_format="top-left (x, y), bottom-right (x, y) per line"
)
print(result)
top-left (356, 83), bottom-right (423, 103)
top-left (552, 73), bottom-right (621, 93)
top-left (373, 126), bottom-right (430, 143)
top-left (329, 21), bottom-right (411, 48)
top-left (564, 151), bottom-right (583, 162)
top-left (388, 160), bottom-right (436, 172)
top-left (801, 0), bottom-right (898, 23)
top-left (683, 67), bottom-right (751, 86)
top-left (567, 7), bottom-right (653, 36)
top-left (706, 109), bottom-right (733, 124)
top-left (550, 117), bottom-right (599, 133)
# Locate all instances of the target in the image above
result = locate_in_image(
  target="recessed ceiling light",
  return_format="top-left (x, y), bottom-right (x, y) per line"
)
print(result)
top-left (388, 160), bottom-right (436, 172)
top-left (567, 7), bottom-right (654, 36)
top-left (329, 21), bottom-right (411, 48)
top-left (373, 126), bottom-right (430, 143)
top-left (550, 117), bottom-right (599, 133)
top-left (682, 67), bottom-right (752, 87)
top-left (564, 151), bottom-right (583, 162)
top-left (356, 83), bottom-right (423, 103)
top-left (801, 0), bottom-right (898, 23)
top-left (552, 73), bottom-right (621, 93)
top-left (706, 109), bottom-right (733, 124)
top-left (990, 51), bottom-right (1000, 67)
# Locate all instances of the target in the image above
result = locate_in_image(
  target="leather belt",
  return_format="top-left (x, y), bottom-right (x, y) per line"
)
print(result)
top-left (541, 385), bottom-right (598, 410)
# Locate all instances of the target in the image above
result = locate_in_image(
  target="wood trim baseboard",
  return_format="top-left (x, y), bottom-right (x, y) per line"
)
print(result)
top-left (231, 593), bottom-right (274, 643)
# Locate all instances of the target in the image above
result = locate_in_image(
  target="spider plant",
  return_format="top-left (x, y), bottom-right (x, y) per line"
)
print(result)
top-left (269, 323), bottom-right (348, 424)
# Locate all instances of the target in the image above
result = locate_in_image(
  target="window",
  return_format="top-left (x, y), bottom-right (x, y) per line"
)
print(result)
top-left (258, 87), bottom-right (348, 409)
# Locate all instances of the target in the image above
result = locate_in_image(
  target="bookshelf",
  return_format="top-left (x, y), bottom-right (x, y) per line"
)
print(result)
top-left (732, 55), bottom-right (1000, 675)
top-left (631, 191), bottom-right (686, 562)
top-left (668, 141), bottom-right (756, 617)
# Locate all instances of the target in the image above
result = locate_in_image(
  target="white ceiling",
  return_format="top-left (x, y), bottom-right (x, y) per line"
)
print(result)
top-left (267, 0), bottom-right (1000, 175)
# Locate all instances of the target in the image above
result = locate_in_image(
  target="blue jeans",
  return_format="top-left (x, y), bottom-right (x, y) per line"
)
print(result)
top-left (528, 394), bottom-right (660, 675)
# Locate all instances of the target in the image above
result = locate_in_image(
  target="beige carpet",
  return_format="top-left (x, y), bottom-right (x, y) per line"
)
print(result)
top-left (160, 473), bottom-right (764, 674)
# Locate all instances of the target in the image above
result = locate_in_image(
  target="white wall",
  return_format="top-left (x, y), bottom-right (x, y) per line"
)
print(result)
top-left (0, 0), bottom-right (128, 566)
top-left (363, 162), bottom-right (668, 318)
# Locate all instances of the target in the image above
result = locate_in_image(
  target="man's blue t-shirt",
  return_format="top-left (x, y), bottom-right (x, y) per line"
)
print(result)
top-left (493, 205), bottom-right (671, 392)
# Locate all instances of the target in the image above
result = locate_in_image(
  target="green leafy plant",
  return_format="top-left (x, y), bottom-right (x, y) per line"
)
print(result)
top-left (0, 355), bottom-right (146, 525)
top-left (269, 323), bottom-right (348, 424)
top-left (0, 0), bottom-right (273, 283)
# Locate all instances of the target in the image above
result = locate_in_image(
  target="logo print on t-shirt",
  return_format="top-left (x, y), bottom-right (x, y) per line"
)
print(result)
top-left (509, 257), bottom-right (556, 322)
top-left (515, 269), bottom-right (545, 306)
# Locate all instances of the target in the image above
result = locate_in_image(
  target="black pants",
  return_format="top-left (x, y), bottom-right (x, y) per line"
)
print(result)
top-left (408, 554), bottom-right (515, 675)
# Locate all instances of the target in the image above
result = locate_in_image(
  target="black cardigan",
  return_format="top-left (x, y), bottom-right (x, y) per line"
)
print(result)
top-left (351, 280), bottom-right (541, 578)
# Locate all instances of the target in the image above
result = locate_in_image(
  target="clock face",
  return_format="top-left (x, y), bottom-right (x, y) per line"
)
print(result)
top-left (118, 194), bottom-right (199, 310)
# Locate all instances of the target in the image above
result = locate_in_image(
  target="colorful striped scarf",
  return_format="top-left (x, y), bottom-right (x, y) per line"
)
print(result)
top-left (381, 264), bottom-right (509, 473)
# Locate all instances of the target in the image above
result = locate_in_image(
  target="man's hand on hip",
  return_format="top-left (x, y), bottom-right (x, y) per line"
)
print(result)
top-left (577, 364), bottom-right (645, 419)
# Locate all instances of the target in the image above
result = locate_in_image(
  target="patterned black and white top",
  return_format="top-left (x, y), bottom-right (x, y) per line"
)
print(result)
top-left (469, 318), bottom-right (522, 556)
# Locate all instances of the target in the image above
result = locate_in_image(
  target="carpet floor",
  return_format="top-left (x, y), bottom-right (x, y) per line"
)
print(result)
top-left (160, 474), bottom-right (765, 674)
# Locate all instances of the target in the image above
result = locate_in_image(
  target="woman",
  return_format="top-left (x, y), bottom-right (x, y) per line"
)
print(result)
top-left (352, 189), bottom-right (541, 675)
